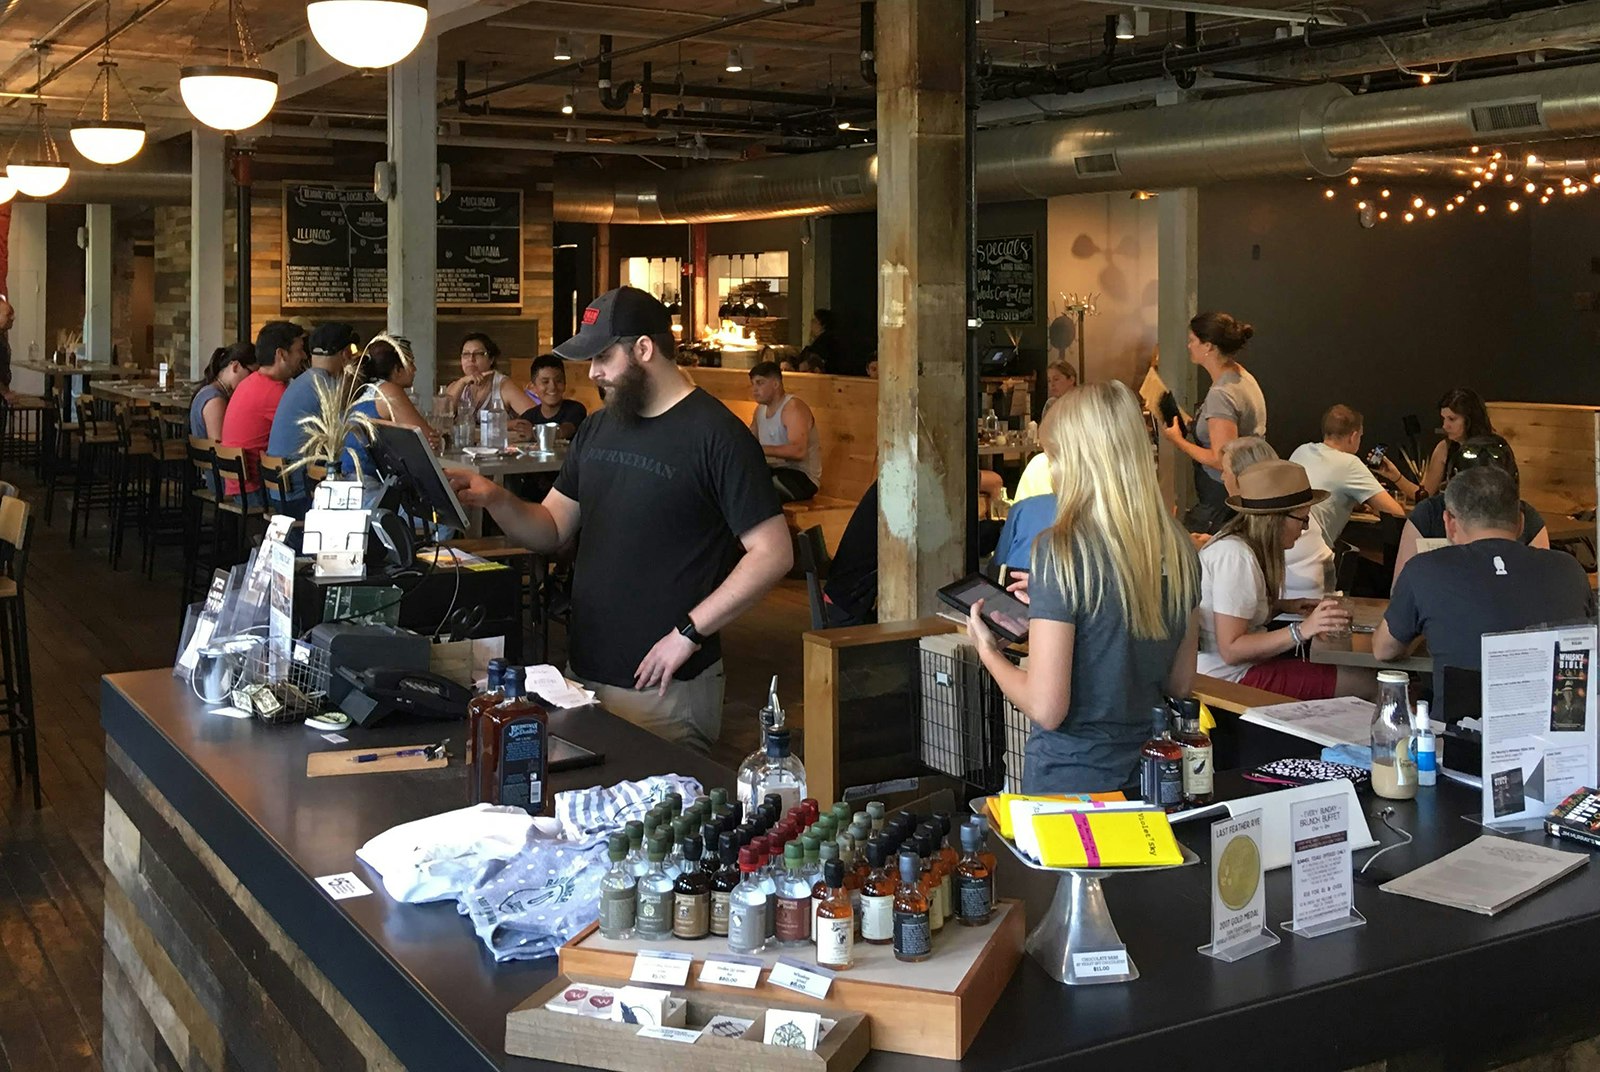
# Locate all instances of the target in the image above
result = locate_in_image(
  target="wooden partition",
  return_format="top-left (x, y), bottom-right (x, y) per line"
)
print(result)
top-left (1489, 401), bottom-right (1600, 516)
top-left (512, 359), bottom-right (879, 547)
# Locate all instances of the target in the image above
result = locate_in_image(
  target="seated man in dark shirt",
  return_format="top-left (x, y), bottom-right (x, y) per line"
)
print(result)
top-left (1393, 434), bottom-right (1550, 583)
top-left (800, 309), bottom-right (847, 374)
top-left (1375, 466), bottom-right (1594, 717)
top-left (524, 353), bottom-right (588, 440)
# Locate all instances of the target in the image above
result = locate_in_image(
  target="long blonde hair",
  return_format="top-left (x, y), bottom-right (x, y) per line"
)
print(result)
top-left (1031, 381), bottom-right (1199, 638)
top-left (1212, 510), bottom-right (1287, 600)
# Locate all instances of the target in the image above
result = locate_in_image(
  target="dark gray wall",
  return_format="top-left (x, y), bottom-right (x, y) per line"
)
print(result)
top-left (1527, 203), bottom-right (1600, 399)
top-left (1198, 181), bottom-right (1535, 461)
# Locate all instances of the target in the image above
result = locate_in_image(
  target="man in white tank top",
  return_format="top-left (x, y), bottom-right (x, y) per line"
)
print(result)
top-left (748, 361), bottom-right (821, 502)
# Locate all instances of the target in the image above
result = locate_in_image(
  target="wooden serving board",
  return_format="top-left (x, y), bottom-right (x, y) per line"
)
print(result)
top-left (305, 746), bottom-right (448, 778)
top-left (557, 900), bottom-right (1024, 1059)
top-left (506, 974), bottom-right (870, 1072)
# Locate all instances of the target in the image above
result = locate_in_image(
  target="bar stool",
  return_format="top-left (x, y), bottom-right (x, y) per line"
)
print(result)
top-left (138, 405), bottom-right (189, 577)
top-left (109, 403), bottom-right (155, 569)
top-left (0, 393), bottom-right (51, 475)
top-left (258, 455), bottom-right (298, 516)
top-left (184, 436), bottom-right (224, 609)
top-left (67, 394), bottom-right (119, 547)
top-left (0, 493), bottom-right (38, 808)
top-left (211, 445), bottom-right (270, 554)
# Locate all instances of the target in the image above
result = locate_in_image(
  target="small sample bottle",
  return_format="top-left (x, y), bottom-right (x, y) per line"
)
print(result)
top-left (800, 834), bottom-right (822, 887)
top-left (932, 814), bottom-right (959, 918)
top-left (915, 835), bottom-right (945, 933)
top-left (472, 670), bottom-right (551, 816)
top-left (1415, 699), bottom-right (1438, 788)
top-left (635, 835), bottom-right (675, 940)
top-left (866, 801), bottom-right (887, 834)
top-left (710, 832), bottom-right (741, 939)
top-left (598, 833), bottom-right (636, 940)
top-left (1139, 704), bottom-right (1185, 812)
top-left (955, 822), bottom-right (994, 926)
top-left (663, 818), bottom-right (689, 880)
top-left (672, 836), bottom-right (712, 939)
top-left (624, 820), bottom-right (647, 878)
top-left (815, 859), bottom-right (854, 970)
top-left (727, 847), bottom-right (769, 954)
top-left (811, 842), bottom-right (840, 943)
top-left (830, 802), bottom-right (853, 828)
top-left (775, 841), bottom-right (814, 946)
top-left (967, 817), bottom-right (999, 910)
top-left (1174, 698), bottom-right (1215, 806)
top-left (465, 657), bottom-right (508, 797)
top-left (892, 850), bottom-right (932, 962)
top-left (860, 838), bottom-right (895, 945)
top-left (752, 836), bottom-right (779, 942)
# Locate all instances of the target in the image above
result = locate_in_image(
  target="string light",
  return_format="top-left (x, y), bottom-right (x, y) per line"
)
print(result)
top-left (1563, 177), bottom-right (1573, 186)
top-left (1412, 196), bottom-right (1424, 208)
top-left (1348, 175), bottom-right (1360, 185)
top-left (1469, 145), bottom-right (1480, 153)
top-left (1445, 203), bottom-right (1455, 211)
top-left (1378, 211), bottom-right (1389, 220)
top-left (1508, 201), bottom-right (1521, 212)
top-left (1455, 195), bottom-right (1466, 203)
top-left (1379, 188), bottom-right (1391, 199)
top-left (1472, 181), bottom-right (1481, 189)
top-left (1357, 200), bottom-right (1368, 210)
top-left (1526, 153), bottom-right (1541, 166)
top-left (1476, 204), bottom-right (1487, 213)
top-left (1419, 73), bottom-right (1432, 84)
top-left (1403, 211), bottom-right (1415, 222)
top-left (1525, 182), bottom-right (1537, 193)
top-left (1541, 196), bottom-right (1550, 204)
top-left (1324, 188), bottom-right (1336, 199)
top-left (1426, 207), bottom-right (1436, 217)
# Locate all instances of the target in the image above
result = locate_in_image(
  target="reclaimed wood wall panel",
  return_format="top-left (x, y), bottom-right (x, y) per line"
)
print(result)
top-left (1489, 401), bottom-right (1599, 515)
top-left (101, 741), bottom-right (404, 1072)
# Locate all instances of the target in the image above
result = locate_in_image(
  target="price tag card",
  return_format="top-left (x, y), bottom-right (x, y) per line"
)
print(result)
top-left (630, 950), bottom-right (693, 987)
top-left (1071, 949), bottom-right (1130, 980)
top-left (698, 955), bottom-right (764, 989)
top-left (768, 957), bottom-right (834, 1000)
top-left (636, 1026), bottom-right (703, 1044)
top-left (314, 873), bottom-right (372, 901)
top-left (1285, 794), bottom-right (1364, 937)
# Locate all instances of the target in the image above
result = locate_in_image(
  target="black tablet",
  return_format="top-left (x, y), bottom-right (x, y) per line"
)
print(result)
top-left (937, 573), bottom-right (1031, 644)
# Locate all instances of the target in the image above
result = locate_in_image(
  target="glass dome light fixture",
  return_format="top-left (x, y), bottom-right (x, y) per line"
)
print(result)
top-left (0, 176), bottom-right (15, 205)
top-left (179, 0), bottom-right (279, 131)
top-left (69, 0), bottom-right (148, 165)
top-left (7, 48), bottom-right (70, 198)
top-left (306, 0), bottom-right (429, 69)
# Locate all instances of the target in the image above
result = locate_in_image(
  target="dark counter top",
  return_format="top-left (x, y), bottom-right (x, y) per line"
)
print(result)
top-left (105, 670), bottom-right (1600, 1072)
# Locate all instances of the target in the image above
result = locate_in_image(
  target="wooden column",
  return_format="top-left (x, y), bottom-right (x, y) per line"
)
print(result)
top-left (875, 0), bottom-right (969, 620)
top-left (1157, 186), bottom-right (1199, 515)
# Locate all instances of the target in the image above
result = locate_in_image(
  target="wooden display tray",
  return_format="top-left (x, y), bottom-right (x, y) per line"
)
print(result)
top-left (505, 973), bottom-right (871, 1072)
top-left (557, 900), bottom-right (1024, 1059)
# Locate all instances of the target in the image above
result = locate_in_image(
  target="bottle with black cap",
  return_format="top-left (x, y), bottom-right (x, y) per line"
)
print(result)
top-left (815, 858), bottom-right (854, 969)
top-left (710, 831), bottom-right (740, 938)
top-left (672, 835), bottom-right (711, 939)
top-left (860, 838), bottom-right (895, 945)
top-left (893, 849), bottom-right (932, 962)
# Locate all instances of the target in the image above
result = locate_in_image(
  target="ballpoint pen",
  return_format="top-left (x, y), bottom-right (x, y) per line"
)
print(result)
top-left (348, 742), bottom-right (449, 764)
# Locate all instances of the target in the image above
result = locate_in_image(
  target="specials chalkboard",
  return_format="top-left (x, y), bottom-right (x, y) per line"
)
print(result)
top-left (282, 183), bottom-right (523, 308)
top-left (975, 234), bottom-right (1037, 325)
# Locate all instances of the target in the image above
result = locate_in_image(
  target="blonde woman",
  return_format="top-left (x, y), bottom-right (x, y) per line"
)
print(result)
top-left (1219, 436), bottom-right (1335, 601)
top-left (967, 381), bottom-right (1201, 794)
top-left (1197, 460), bottom-right (1366, 700)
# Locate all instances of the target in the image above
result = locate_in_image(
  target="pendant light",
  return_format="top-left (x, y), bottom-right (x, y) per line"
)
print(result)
top-left (0, 177), bottom-right (16, 206)
top-left (749, 253), bottom-right (768, 318)
top-left (307, 0), bottom-right (429, 69)
top-left (717, 256), bottom-right (736, 321)
top-left (179, 0), bottom-right (279, 132)
top-left (7, 48), bottom-right (70, 198)
top-left (741, 254), bottom-right (761, 319)
top-left (732, 256), bottom-right (748, 324)
top-left (70, 0), bottom-right (147, 165)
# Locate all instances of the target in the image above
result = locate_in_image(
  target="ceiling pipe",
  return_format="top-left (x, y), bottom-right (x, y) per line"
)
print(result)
top-left (485, 18), bottom-right (854, 56)
top-left (255, 122), bottom-right (745, 160)
top-left (555, 64), bottom-right (1600, 221)
top-left (28, 169), bottom-right (190, 205)
top-left (18, 0), bottom-right (177, 96)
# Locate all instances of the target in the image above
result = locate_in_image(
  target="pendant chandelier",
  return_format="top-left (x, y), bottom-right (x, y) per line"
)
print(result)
top-left (7, 48), bottom-right (70, 199)
top-left (306, 0), bottom-right (429, 69)
top-left (70, 0), bottom-right (147, 165)
top-left (0, 177), bottom-right (16, 205)
top-left (179, 0), bottom-right (279, 132)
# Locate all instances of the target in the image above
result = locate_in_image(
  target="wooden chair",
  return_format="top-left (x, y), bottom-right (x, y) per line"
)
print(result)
top-left (210, 444), bottom-right (270, 553)
top-left (795, 525), bottom-right (832, 631)
top-left (0, 494), bottom-right (38, 808)
top-left (258, 454), bottom-right (299, 516)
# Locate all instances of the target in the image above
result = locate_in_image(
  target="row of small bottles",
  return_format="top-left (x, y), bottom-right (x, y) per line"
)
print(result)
top-left (466, 658), bottom-right (551, 816)
top-left (598, 790), bottom-right (998, 968)
top-left (1139, 697), bottom-right (1213, 813)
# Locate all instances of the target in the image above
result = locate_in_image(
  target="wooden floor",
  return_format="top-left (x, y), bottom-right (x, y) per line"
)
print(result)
top-left (0, 470), bottom-right (810, 1072)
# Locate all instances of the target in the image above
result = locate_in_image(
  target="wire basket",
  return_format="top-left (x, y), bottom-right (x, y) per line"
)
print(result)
top-left (914, 635), bottom-right (1008, 796)
top-left (233, 635), bottom-right (333, 725)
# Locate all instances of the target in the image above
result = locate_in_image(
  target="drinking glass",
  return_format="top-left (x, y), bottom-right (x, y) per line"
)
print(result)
top-left (1321, 559), bottom-right (1351, 639)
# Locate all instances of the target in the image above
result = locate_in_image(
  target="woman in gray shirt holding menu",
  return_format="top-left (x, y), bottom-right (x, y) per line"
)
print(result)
top-left (968, 381), bottom-right (1201, 794)
top-left (1162, 311), bottom-right (1267, 534)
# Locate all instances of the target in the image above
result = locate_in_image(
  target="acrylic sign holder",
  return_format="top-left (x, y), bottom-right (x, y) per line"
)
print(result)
top-left (973, 798), bottom-right (1199, 985)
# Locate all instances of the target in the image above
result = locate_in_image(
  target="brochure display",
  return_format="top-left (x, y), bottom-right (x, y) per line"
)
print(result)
top-left (1478, 625), bottom-right (1598, 829)
top-left (1281, 794), bottom-right (1365, 938)
top-left (1198, 808), bottom-right (1279, 962)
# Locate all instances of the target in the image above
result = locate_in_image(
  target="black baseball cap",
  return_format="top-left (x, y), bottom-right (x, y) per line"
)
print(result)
top-left (554, 286), bottom-right (673, 361)
top-left (309, 323), bottom-right (359, 357)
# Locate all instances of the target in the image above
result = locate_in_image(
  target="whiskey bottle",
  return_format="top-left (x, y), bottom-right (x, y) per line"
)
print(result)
top-left (955, 822), bottom-right (994, 926)
top-left (464, 657), bottom-right (507, 800)
top-left (709, 831), bottom-right (740, 939)
top-left (811, 842), bottom-right (839, 944)
top-left (892, 850), bottom-right (932, 962)
top-left (775, 841), bottom-right (813, 946)
top-left (1138, 704), bottom-right (1185, 813)
top-left (624, 820), bottom-right (647, 878)
top-left (967, 817), bottom-right (999, 910)
top-left (1175, 698), bottom-right (1215, 806)
top-left (471, 669), bottom-right (551, 816)
top-left (598, 833), bottom-right (636, 940)
top-left (727, 847), bottom-right (769, 954)
top-left (672, 836), bottom-right (712, 939)
top-left (860, 838), bottom-right (895, 945)
top-left (815, 859), bottom-right (854, 970)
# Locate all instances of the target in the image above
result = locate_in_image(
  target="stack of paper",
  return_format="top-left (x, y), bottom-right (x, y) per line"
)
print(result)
top-left (525, 665), bottom-right (597, 709)
top-left (1381, 835), bottom-right (1589, 915)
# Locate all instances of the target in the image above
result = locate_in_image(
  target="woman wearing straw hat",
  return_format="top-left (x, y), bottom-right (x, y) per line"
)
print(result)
top-left (1197, 460), bottom-right (1371, 700)
top-left (967, 381), bottom-right (1201, 794)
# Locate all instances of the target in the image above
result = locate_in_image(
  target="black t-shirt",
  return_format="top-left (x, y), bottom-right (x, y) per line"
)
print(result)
top-left (552, 388), bottom-right (781, 686)
top-left (526, 398), bottom-right (588, 430)
top-left (1385, 538), bottom-right (1595, 713)
top-left (803, 331), bottom-right (849, 374)
top-left (1408, 494), bottom-right (1545, 544)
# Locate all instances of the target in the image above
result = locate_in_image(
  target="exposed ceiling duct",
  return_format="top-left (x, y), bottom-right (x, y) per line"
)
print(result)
top-left (34, 169), bottom-right (189, 205)
top-left (556, 64), bottom-right (1600, 222)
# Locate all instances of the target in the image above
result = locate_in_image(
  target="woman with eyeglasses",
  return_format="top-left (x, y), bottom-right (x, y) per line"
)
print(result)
top-left (444, 332), bottom-right (535, 430)
top-left (1197, 460), bottom-right (1367, 700)
top-left (189, 340), bottom-right (257, 439)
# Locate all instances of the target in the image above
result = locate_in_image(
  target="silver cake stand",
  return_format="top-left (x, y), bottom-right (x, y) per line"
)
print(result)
top-left (973, 797), bottom-right (1199, 985)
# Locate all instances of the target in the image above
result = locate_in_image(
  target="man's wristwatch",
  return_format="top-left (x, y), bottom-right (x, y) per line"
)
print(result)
top-left (677, 615), bottom-right (710, 646)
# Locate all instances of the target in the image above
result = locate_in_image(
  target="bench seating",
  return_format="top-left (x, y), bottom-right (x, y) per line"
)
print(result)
top-left (1192, 673), bottom-right (1296, 716)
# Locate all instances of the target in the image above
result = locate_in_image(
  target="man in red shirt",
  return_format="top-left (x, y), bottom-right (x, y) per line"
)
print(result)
top-left (220, 321), bottom-right (307, 495)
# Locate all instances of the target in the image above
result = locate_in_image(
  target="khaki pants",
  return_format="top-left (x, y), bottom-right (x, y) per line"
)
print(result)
top-left (569, 661), bottom-right (725, 755)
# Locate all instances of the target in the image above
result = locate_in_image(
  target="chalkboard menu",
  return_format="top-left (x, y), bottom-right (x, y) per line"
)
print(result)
top-left (282, 183), bottom-right (522, 308)
top-left (975, 234), bottom-right (1037, 325)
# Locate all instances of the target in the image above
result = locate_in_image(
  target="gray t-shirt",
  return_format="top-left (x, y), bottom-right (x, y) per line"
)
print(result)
top-left (1022, 541), bottom-right (1198, 794)
top-left (1385, 539), bottom-right (1595, 714)
top-left (1195, 366), bottom-right (1266, 482)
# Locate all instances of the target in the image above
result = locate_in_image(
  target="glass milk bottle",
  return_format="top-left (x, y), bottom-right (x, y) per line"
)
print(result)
top-left (1371, 670), bottom-right (1418, 800)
